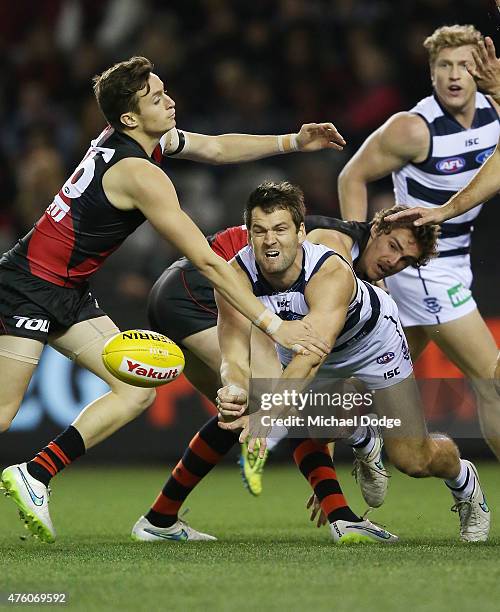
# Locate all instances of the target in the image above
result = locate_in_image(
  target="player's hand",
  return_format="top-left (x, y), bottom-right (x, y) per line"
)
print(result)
top-left (216, 385), bottom-right (248, 418)
top-left (296, 123), bottom-right (346, 152)
top-left (218, 415), bottom-right (268, 458)
top-left (468, 37), bottom-right (500, 100)
top-left (272, 319), bottom-right (330, 357)
top-left (384, 205), bottom-right (447, 226)
top-left (306, 493), bottom-right (328, 528)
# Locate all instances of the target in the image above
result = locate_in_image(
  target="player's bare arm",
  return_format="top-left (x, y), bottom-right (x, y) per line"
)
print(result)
top-left (105, 159), bottom-right (330, 357)
top-left (214, 279), bottom-right (253, 419)
top-left (338, 113), bottom-right (429, 221)
top-left (163, 123), bottom-right (346, 164)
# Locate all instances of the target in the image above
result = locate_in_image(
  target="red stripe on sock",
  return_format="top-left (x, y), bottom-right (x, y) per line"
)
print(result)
top-left (172, 461), bottom-right (202, 489)
top-left (38, 450), bottom-right (58, 474)
top-left (151, 493), bottom-right (183, 516)
top-left (320, 493), bottom-right (349, 517)
top-left (47, 442), bottom-right (70, 465)
top-left (189, 433), bottom-right (222, 465)
top-left (33, 455), bottom-right (57, 477)
top-left (307, 466), bottom-right (338, 489)
top-left (292, 440), bottom-right (329, 466)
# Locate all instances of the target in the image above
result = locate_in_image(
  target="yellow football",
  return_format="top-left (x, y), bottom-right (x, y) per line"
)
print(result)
top-left (102, 329), bottom-right (185, 388)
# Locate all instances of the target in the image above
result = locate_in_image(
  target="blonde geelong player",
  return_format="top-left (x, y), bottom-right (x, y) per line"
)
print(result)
top-left (338, 25), bottom-right (500, 460)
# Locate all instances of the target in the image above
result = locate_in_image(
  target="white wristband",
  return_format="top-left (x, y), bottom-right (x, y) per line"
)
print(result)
top-left (266, 313), bottom-right (282, 335)
top-left (253, 310), bottom-right (282, 335)
top-left (277, 134), bottom-right (299, 153)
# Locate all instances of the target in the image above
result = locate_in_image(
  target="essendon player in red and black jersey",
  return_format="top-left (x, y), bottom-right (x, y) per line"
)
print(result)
top-left (0, 56), bottom-right (347, 543)
top-left (2, 126), bottom-right (156, 287)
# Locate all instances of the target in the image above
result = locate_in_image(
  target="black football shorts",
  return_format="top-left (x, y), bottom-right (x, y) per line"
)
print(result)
top-left (0, 263), bottom-right (105, 343)
top-left (147, 258), bottom-right (217, 345)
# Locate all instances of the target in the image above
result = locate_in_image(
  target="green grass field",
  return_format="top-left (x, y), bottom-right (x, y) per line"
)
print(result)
top-left (1, 462), bottom-right (499, 612)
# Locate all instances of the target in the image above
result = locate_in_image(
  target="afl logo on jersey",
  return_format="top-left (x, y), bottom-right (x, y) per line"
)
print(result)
top-left (436, 157), bottom-right (466, 173)
top-left (475, 147), bottom-right (495, 165)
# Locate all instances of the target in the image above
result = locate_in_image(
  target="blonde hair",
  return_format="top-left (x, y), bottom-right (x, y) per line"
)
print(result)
top-left (423, 24), bottom-right (483, 66)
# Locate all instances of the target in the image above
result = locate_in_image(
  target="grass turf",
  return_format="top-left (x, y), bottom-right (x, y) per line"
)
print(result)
top-left (1, 462), bottom-right (499, 611)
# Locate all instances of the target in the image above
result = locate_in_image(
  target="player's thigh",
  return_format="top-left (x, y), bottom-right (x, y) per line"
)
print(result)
top-left (424, 309), bottom-right (498, 378)
top-left (250, 327), bottom-right (282, 378)
top-left (403, 325), bottom-right (430, 361)
top-left (182, 326), bottom-right (221, 373)
top-left (0, 335), bottom-right (44, 427)
top-left (49, 316), bottom-right (123, 387)
top-left (181, 327), bottom-right (221, 400)
top-left (373, 375), bottom-right (430, 462)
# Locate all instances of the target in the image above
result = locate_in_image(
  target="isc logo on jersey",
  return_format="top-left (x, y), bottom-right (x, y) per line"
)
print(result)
top-left (436, 157), bottom-right (466, 173)
top-left (102, 330), bottom-right (185, 387)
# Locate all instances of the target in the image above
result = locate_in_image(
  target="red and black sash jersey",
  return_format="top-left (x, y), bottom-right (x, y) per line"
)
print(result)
top-left (1, 127), bottom-right (165, 287)
top-left (206, 217), bottom-right (371, 267)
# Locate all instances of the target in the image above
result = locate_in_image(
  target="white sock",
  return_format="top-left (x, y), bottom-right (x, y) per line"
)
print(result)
top-left (445, 460), bottom-right (475, 499)
top-left (265, 424), bottom-right (288, 452)
top-left (346, 425), bottom-right (376, 457)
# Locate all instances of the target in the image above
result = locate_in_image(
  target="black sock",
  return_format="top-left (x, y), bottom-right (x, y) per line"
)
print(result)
top-left (26, 426), bottom-right (86, 486)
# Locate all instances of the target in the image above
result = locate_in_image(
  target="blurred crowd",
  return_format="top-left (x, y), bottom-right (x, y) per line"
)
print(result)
top-left (0, 0), bottom-right (498, 326)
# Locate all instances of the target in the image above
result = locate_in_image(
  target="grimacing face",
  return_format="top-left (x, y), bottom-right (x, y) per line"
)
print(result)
top-left (124, 73), bottom-right (176, 135)
top-left (360, 226), bottom-right (422, 282)
top-left (249, 207), bottom-right (305, 277)
top-left (431, 45), bottom-right (477, 113)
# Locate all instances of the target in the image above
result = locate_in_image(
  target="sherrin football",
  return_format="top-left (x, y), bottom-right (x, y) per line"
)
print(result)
top-left (102, 330), bottom-right (185, 387)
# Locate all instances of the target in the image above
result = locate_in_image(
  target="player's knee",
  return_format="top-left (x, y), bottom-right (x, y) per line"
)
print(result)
top-left (390, 445), bottom-right (432, 478)
top-left (118, 386), bottom-right (156, 416)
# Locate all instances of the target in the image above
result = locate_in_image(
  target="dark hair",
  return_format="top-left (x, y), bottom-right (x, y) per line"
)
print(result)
top-left (372, 205), bottom-right (439, 266)
top-left (244, 181), bottom-right (306, 230)
top-left (92, 56), bottom-right (153, 131)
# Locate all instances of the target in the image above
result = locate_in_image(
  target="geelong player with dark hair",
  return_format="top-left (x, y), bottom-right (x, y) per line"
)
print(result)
top-left (145, 203), bottom-right (438, 498)
top-left (338, 25), bottom-right (500, 460)
top-left (0, 56), bottom-right (345, 543)
top-left (131, 181), bottom-right (489, 544)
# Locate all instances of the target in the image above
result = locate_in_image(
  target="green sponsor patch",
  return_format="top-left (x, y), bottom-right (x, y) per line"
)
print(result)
top-left (447, 283), bottom-right (472, 308)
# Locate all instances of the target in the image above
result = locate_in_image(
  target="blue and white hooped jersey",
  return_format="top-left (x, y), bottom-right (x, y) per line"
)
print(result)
top-left (392, 92), bottom-right (500, 255)
top-left (234, 240), bottom-right (382, 367)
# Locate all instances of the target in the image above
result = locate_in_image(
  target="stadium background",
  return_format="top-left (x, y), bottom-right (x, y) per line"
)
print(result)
top-left (1, 0), bottom-right (499, 462)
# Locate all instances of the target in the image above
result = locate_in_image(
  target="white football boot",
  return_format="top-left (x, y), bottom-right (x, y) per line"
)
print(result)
top-left (1, 463), bottom-right (55, 543)
top-left (450, 460), bottom-right (490, 542)
top-left (330, 518), bottom-right (399, 544)
top-left (131, 516), bottom-right (217, 542)
top-left (352, 426), bottom-right (388, 508)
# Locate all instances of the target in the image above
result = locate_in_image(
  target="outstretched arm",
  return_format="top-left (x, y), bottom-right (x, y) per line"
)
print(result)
top-left (338, 113), bottom-right (429, 221)
top-left (163, 123), bottom-right (346, 164)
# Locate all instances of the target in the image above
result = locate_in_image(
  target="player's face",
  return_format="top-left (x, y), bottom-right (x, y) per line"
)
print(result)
top-left (249, 207), bottom-right (305, 276)
top-left (362, 226), bottom-right (421, 281)
top-left (134, 73), bottom-right (176, 136)
top-left (431, 46), bottom-right (477, 113)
